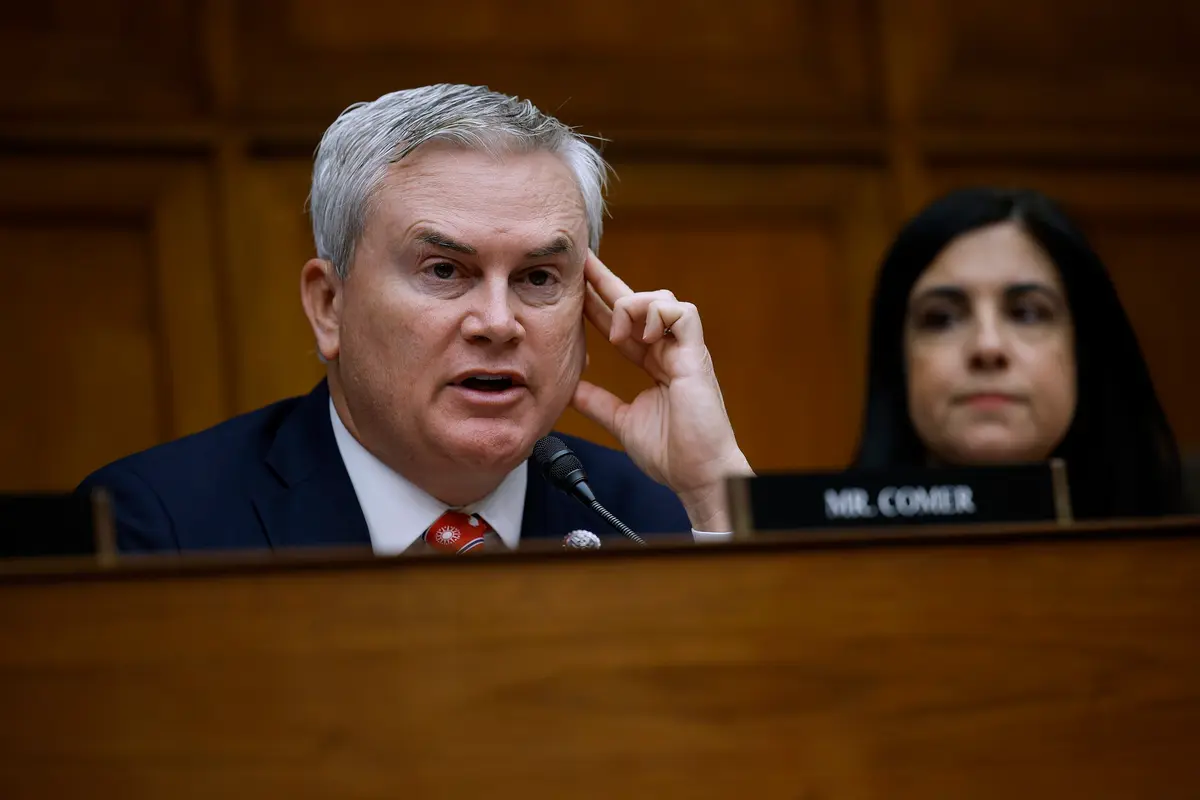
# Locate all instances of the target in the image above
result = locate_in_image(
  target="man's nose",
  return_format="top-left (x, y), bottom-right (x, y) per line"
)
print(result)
top-left (460, 279), bottom-right (523, 344)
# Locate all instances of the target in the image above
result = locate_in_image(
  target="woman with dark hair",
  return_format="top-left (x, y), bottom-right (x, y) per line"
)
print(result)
top-left (855, 186), bottom-right (1182, 518)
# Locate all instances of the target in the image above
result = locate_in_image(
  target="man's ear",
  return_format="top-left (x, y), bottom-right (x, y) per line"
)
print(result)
top-left (579, 308), bottom-right (590, 372)
top-left (300, 258), bottom-right (342, 361)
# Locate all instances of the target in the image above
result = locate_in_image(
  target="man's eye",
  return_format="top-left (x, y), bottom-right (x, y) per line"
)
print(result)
top-left (525, 269), bottom-right (554, 287)
top-left (431, 263), bottom-right (456, 280)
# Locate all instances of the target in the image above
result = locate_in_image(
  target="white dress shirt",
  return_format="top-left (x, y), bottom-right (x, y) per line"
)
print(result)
top-left (329, 400), bottom-right (732, 551)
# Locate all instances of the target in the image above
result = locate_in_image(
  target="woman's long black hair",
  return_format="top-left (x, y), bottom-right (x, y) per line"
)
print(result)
top-left (854, 187), bottom-right (1182, 518)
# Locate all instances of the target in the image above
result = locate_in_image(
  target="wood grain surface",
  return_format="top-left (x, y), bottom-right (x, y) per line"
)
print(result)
top-left (1, 523), bottom-right (1198, 798)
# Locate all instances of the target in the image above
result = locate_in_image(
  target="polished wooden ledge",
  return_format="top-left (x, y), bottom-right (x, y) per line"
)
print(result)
top-left (5, 512), bottom-right (1200, 582)
top-left (1, 516), bottom-right (1199, 798)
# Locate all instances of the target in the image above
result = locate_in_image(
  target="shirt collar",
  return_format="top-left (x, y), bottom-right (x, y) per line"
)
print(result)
top-left (328, 398), bottom-right (527, 554)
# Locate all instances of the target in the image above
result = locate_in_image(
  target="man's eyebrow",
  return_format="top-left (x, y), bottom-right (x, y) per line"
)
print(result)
top-left (414, 228), bottom-right (476, 255)
top-left (525, 235), bottom-right (575, 259)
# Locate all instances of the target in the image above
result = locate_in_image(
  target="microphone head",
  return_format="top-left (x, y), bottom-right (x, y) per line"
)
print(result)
top-left (532, 435), bottom-right (570, 467)
top-left (563, 529), bottom-right (601, 549)
top-left (532, 435), bottom-right (587, 486)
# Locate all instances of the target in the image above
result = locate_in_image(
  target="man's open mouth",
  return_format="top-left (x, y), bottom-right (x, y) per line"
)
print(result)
top-left (457, 375), bottom-right (519, 392)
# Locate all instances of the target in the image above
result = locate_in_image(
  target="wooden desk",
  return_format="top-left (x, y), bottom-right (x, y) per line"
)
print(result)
top-left (2, 519), bottom-right (1199, 798)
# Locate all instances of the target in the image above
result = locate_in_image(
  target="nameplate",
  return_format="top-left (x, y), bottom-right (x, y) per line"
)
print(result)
top-left (727, 460), bottom-right (1071, 536)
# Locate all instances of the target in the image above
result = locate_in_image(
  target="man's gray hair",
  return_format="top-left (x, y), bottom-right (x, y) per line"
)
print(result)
top-left (309, 84), bottom-right (610, 278)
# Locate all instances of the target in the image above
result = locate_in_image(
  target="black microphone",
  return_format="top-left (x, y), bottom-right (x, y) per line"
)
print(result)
top-left (532, 436), bottom-right (646, 545)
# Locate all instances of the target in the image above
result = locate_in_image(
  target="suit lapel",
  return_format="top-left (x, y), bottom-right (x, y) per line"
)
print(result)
top-left (253, 381), bottom-right (371, 550)
top-left (520, 465), bottom-right (556, 541)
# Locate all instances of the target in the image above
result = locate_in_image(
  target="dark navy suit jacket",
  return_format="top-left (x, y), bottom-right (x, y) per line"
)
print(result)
top-left (77, 381), bottom-right (691, 553)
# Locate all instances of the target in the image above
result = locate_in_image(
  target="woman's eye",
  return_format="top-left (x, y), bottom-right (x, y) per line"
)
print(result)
top-left (431, 263), bottom-right (456, 280)
top-left (1011, 301), bottom-right (1052, 323)
top-left (915, 308), bottom-right (955, 330)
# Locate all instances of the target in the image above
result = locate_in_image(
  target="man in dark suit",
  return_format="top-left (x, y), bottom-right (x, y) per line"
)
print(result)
top-left (79, 84), bottom-right (752, 554)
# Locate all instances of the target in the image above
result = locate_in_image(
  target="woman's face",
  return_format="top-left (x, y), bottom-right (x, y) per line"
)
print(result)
top-left (904, 221), bottom-right (1077, 465)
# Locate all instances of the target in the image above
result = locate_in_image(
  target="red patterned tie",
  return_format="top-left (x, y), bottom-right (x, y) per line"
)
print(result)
top-left (424, 510), bottom-right (490, 554)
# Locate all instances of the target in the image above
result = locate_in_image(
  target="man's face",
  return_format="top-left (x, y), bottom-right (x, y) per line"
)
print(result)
top-left (324, 143), bottom-right (589, 480)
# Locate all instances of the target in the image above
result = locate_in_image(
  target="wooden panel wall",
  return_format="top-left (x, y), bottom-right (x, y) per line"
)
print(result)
top-left (1, 0), bottom-right (1198, 489)
top-left (0, 158), bottom-right (224, 490)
